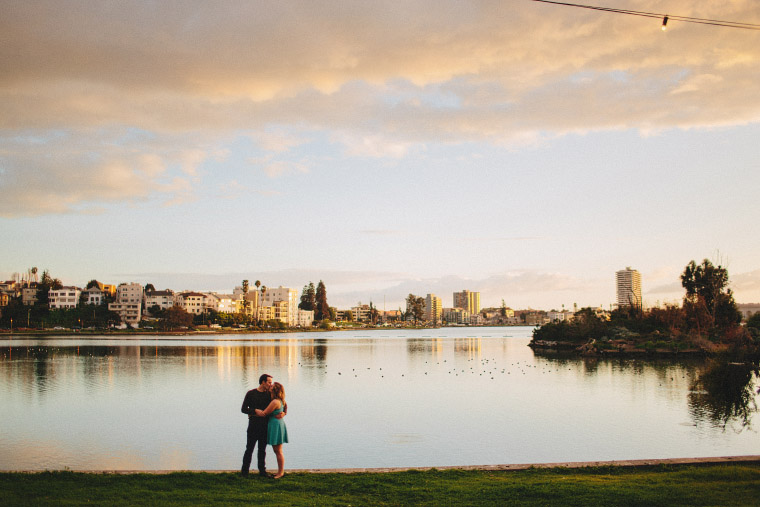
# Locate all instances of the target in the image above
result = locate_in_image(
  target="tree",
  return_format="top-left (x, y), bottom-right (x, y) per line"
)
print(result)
top-left (144, 283), bottom-right (155, 293)
top-left (241, 280), bottom-right (250, 315)
top-left (368, 301), bottom-right (379, 325)
top-left (86, 280), bottom-right (101, 290)
top-left (406, 293), bottom-right (425, 325)
top-left (681, 259), bottom-right (741, 334)
top-left (299, 282), bottom-right (316, 311)
top-left (161, 306), bottom-right (193, 331)
top-left (315, 281), bottom-right (329, 321)
top-left (36, 270), bottom-right (62, 308)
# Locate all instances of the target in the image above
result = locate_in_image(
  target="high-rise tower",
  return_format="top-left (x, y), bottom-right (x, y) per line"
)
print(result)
top-left (616, 267), bottom-right (642, 308)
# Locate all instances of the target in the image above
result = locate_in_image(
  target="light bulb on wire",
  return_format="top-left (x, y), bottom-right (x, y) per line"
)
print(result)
top-left (662, 15), bottom-right (668, 31)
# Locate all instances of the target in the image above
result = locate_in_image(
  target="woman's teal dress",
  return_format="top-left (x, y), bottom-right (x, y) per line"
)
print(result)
top-left (267, 401), bottom-right (288, 445)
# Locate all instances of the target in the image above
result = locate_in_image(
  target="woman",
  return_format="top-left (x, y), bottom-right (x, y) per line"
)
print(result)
top-left (255, 382), bottom-right (288, 479)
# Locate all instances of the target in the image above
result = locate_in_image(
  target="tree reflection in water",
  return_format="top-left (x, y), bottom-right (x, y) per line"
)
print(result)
top-left (689, 360), bottom-right (759, 431)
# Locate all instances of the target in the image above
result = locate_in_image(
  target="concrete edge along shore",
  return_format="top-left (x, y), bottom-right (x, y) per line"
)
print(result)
top-left (15, 455), bottom-right (760, 475)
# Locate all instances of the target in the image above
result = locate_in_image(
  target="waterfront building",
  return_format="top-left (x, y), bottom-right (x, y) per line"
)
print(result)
top-left (547, 310), bottom-right (574, 322)
top-left (82, 287), bottom-right (103, 305)
top-left (108, 282), bottom-right (144, 325)
top-left (351, 304), bottom-right (371, 322)
top-left (443, 307), bottom-right (470, 325)
top-left (233, 286), bottom-right (260, 315)
top-left (425, 294), bottom-right (442, 323)
top-left (145, 289), bottom-right (178, 312)
top-left (179, 292), bottom-right (207, 315)
top-left (262, 286), bottom-right (299, 326)
top-left (22, 286), bottom-right (38, 306)
top-left (49, 286), bottom-right (81, 309)
top-left (213, 294), bottom-right (238, 314)
top-left (616, 267), bottom-right (642, 308)
top-left (453, 290), bottom-right (480, 315)
top-left (100, 284), bottom-right (117, 298)
top-left (296, 308), bottom-right (315, 327)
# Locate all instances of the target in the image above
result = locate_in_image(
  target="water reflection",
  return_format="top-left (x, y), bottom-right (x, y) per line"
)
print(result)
top-left (689, 361), bottom-right (759, 431)
top-left (2, 330), bottom-right (759, 471)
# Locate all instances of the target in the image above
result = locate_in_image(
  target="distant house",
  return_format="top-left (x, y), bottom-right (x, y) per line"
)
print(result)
top-left (22, 286), bottom-right (38, 306)
top-left (179, 292), bottom-right (208, 315)
top-left (82, 287), bottom-right (103, 306)
top-left (145, 290), bottom-right (178, 312)
top-left (49, 286), bottom-right (81, 309)
top-left (108, 283), bottom-right (144, 325)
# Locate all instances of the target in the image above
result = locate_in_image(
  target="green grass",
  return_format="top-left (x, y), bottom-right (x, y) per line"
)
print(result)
top-left (2, 465), bottom-right (759, 506)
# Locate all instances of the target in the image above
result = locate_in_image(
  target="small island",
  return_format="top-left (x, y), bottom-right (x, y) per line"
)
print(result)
top-left (530, 259), bottom-right (760, 361)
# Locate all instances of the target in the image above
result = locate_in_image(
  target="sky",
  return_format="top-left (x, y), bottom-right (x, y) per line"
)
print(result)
top-left (2, 0), bottom-right (759, 312)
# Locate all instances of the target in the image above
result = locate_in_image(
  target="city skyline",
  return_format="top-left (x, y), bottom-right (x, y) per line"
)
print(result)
top-left (2, 1), bottom-right (759, 311)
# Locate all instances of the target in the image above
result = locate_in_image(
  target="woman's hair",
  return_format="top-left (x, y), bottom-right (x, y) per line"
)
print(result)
top-left (271, 382), bottom-right (285, 402)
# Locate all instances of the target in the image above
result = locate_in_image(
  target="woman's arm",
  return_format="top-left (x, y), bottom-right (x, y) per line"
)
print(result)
top-left (257, 399), bottom-right (280, 417)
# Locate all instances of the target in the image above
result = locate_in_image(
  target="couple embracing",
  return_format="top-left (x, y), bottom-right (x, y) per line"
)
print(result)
top-left (241, 374), bottom-right (289, 479)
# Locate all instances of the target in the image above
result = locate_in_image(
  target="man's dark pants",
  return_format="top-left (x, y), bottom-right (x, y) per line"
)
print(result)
top-left (242, 420), bottom-right (267, 475)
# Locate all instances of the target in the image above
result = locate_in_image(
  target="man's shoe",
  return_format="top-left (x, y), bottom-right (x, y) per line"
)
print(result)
top-left (259, 471), bottom-right (274, 478)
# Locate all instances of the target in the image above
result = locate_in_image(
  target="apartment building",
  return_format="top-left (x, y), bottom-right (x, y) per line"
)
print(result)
top-left (453, 290), bottom-right (480, 315)
top-left (296, 309), bottom-right (315, 327)
top-left (616, 267), bottom-right (642, 308)
top-left (49, 287), bottom-right (81, 309)
top-left (443, 307), bottom-right (470, 325)
top-left (108, 282), bottom-right (144, 325)
top-left (425, 294), bottom-right (442, 323)
top-left (262, 286), bottom-right (299, 326)
top-left (22, 287), bottom-right (38, 306)
top-left (180, 292), bottom-right (207, 315)
top-left (82, 287), bottom-right (103, 305)
top-left (351, 304), bottom-right (371, 322)
top-left (145, 290), bottom-right (178, 312)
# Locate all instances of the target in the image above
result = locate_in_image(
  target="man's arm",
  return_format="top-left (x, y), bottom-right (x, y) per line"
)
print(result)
top-left (241, 391), bottom-right (253, 415)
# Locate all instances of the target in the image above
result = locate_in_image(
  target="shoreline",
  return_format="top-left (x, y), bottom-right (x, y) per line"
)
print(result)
top-left (0, 324), bottom-right (535, 339)
top-left (10, 455), bottom-right (760, 474)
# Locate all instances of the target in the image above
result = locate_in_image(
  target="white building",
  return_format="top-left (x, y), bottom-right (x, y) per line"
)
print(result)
top-left (180, 292), bottom-right (207, 315)
top-left (214, 294), bottom-right (240, 314)
top-left (616, 267), bottom-right (642, 308)
top-left (108, 282), bottom-right (144, 325)
top-left (296, 308), bottom-right (315, 327)
top-left (82, 287), bottom-right (103, 306)
top-left (351, 304), bottom-right (371, 322)
top-left (548, 310), bottom-right (574, 322)
top-left (443, 307), bottom-right (470, 325)
top-left (145, 290), bottom-right (178, 312)
top-left (49, 286), bottom-right (81, 309)
top-left (262, 286), bottom-right (299, 326)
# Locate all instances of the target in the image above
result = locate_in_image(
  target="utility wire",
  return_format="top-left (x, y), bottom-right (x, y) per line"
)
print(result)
top-left (530, 0), bottom-right (760, 30)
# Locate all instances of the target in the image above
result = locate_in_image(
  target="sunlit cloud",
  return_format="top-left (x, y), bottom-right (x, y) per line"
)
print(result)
top-left (2, 0), bottom-right (760, 216)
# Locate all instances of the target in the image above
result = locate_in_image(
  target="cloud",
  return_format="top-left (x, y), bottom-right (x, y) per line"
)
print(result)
top-left (3, 1), bottom-right (759, 135)
top-left (0, 129), bottom-right (206, 216)
top-left (253, 130), bottom-right (309, 153)
top-left (2, 1), bottom-right (760, 215)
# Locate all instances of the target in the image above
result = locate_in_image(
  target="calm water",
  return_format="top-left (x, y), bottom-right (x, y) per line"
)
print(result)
top-left (1, 327), bottom-right (757, 471)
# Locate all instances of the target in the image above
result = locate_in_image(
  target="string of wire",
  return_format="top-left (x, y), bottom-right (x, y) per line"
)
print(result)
top-left (530, 0), bottom-right (760, 30)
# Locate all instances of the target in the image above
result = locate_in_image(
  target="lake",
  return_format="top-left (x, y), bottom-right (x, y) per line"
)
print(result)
top-left (1, 327), bottom-right (758, 471)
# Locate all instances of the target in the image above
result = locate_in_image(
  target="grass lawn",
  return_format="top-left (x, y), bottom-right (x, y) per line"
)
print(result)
top-left (1, 464), bottom-right (759, 506)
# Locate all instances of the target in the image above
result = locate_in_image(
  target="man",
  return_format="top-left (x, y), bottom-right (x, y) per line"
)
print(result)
top-left (241, 373), bottom-right (274, 477)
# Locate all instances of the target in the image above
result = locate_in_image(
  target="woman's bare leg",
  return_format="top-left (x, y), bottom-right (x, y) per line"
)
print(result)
top-left (273, 444), bottom-right (284, 478)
